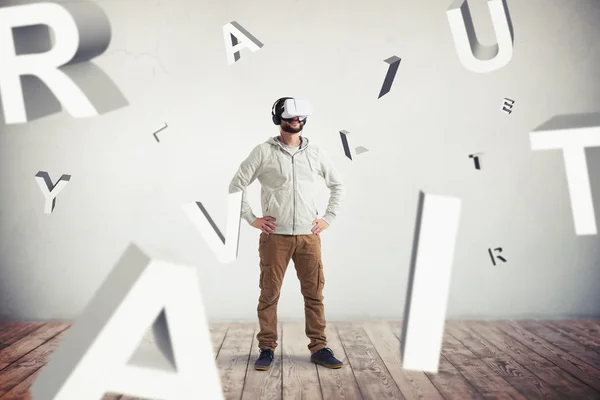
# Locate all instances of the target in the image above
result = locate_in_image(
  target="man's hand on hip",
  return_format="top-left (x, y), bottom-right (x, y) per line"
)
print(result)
top-left (312, 218), bottom-right (329, 235)
top-left (252, 216), bottom-right (277, 234)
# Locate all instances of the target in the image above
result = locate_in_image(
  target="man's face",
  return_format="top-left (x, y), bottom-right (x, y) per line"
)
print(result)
top-left (281, 116), bottom-right (305, 134)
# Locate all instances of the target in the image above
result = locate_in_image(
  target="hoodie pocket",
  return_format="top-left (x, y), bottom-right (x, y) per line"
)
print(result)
top-left (265, 194), bottom-right (274, 213)
top-left (265, 191), bottom-right (292, 227)
top-left (305, 151), bottom-right (314, 172)
top-left (305, 151), bottom-right (321, 177)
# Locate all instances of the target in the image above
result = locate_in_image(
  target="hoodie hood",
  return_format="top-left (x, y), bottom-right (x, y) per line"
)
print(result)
top-left (265, 135), bottom-right (313, 179)
top-left (267, 135), bottom-right (310, 150)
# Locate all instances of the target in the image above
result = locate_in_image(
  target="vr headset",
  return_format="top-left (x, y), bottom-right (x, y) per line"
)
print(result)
top-left (271, 97), bottom-right (313, 125)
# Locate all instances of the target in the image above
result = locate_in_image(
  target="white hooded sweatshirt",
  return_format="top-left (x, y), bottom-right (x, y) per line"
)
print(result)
top-left (229, 136), bottom-right (345, 235)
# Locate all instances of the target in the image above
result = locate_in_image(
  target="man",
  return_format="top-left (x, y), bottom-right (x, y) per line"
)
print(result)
top-left (228, 97), bottom-right (346, 371)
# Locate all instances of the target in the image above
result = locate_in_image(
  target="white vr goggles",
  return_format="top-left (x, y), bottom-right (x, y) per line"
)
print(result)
top-left (280, 98), bottom-right (313, 120)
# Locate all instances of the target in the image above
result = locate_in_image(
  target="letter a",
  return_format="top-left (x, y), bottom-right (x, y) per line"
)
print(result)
top-left (29, 243), bottom-right (223, 400)
top-left (223, 21), bottom-right (263, 65)
top-left (446, 0), bottom-right (514, 73)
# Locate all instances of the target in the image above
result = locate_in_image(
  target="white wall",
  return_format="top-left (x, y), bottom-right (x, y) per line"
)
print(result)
top-left (1, 0), bottom-right (600, 322)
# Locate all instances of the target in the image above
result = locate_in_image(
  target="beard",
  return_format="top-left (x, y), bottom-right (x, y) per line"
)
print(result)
top-left (281, 121), bottom-right (303, 134)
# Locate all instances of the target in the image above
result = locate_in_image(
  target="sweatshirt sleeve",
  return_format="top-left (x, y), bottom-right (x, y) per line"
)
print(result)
top-left (228, 145), bottom-right (263, 225)
top-left (318, 146), bottom-right (345, 226)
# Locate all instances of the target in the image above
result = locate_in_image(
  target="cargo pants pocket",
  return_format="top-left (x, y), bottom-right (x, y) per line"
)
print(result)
top-left (258, 233), bottom-right (268, 289)
top-left (259, 266), bottom-right (264, 289)
top-left (317, 262), bottom-right (325, 295)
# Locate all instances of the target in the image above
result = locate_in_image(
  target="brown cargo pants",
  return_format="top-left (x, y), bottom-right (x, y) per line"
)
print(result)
top-left (257, 232), bottom-right (327, 355)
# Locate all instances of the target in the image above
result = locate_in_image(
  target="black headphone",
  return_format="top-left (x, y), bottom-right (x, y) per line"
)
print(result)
top-left (271, 97), bottom-right (308, 126)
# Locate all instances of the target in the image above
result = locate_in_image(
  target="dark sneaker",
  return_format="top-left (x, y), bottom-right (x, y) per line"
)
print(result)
top-left (254, 348), bottom-right (275, 371)
top-left (311, 347), bottom-right (343, 369)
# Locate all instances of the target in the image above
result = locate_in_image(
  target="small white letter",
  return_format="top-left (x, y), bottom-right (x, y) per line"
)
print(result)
top-left (34, 171), bottom-right (71, 214)
top-left (223, 21), bottom-right (263, 65)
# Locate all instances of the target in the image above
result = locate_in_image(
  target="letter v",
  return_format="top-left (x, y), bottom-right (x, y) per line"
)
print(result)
top-left (182, 191), bottom-right (243, 263)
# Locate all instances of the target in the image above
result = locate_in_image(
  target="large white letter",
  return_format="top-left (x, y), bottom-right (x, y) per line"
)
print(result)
top-left (530, 113), bottom-right (600, 236)
top-left (30, 243), bottom-right (223, 400)
top-left (447, 0), bottom-right (514, 73)
top-left (0, 2), bottom-right (127, 124)
top-left (401, 192), bottom-right (462, 373)
top-left (183, 191), bottom-right (243, 263)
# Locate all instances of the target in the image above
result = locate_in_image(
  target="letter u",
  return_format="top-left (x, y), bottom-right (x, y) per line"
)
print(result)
top-left (447, 0), bottom-right (514, 73)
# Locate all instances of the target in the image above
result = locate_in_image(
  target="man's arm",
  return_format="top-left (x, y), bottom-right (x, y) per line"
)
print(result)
top-left (229, 145), bottom-right (263, 225)
top-left (318, 147), bottom-right (346, 226)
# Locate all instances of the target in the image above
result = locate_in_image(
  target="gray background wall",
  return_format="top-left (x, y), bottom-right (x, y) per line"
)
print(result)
top-left (1, 0), bottom-right (599, 322)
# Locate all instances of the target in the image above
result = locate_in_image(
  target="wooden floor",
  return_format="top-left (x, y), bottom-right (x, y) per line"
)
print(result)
top-left (0, 320), bottom-right (599, 399)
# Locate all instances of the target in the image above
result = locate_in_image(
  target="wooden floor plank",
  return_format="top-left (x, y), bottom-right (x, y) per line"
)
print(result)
top-left (468, 321), bottom-right (600, 400)
top-left (518, 321), bottom-right (600, 370)
top-left (1, 320), bottom-right (599, 400)
top-left (216, 323), bottom-right (255, 400)
top-left (317, 322), bottom-right (362, 400)
top-left (440, 326), bottom-right (527, 399)
top-left (211, 323), bottom-right (229, 358)
top-left (241, 323), bottom-right (283, 400)
top-left (282, 321), bottom-right (322, 400)
top-left (100, 394), bottom-right (123, 400)
top-left (446, 322), bottom-right (562, 400)
top-left (0, 322), bottom-right (70, 370)
top-left (0, 366), bottom-right (40, 400)
top-left (0, 322), bottom-right (228, 400)
top-left (572, 320), bottom-right (600, 342)
top-left (541, 320), bottom-right (600, 354)
top-left (427, 356), bottom-right (485, 400)
top-left (0, 323), bottom-right (31, 343)
top-left (337, 322), bottom-right (404, 400)
top-left (389, 321), bottom-right (483, 400)
top-left (445, 322), bottom-right (503, 359)
top-left (493, 321), bottom-right (600, 393)
top-left (0, 324), bottom-right (46, 353)
top-left (0, 329), bottom-right (68, 397)
top-left (362, 321), bottom-right (442, 400)
top-left (117, 393), bottom-right (150, 400)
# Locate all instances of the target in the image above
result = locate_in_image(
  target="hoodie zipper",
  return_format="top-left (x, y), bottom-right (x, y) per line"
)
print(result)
top-left (292, 155), bottom-right (296, 234)
top-left (276, 137), bottom-right (301, 235)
